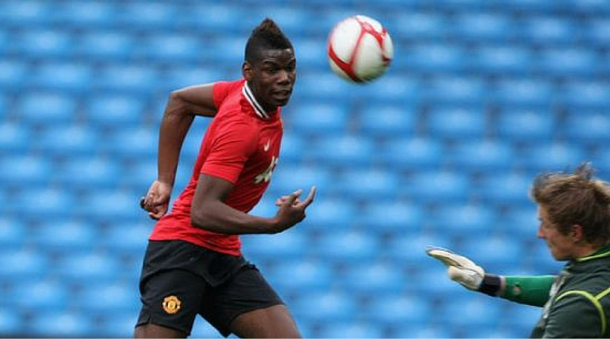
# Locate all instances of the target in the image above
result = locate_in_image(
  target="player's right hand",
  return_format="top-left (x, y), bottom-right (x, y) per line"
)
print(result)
top-left (426, 246), bottom-right (485, 290)
top-left (271, 186), bottom-right (316, 233)
top-left (140, 180), bottom-right (172, 220)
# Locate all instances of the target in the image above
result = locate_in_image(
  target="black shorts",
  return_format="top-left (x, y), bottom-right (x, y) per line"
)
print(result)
top-left (135, 240), bottom-right (283, 337)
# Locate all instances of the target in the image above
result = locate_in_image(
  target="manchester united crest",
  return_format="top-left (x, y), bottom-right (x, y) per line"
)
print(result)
top-left (162, 295), bottom-right (181, 314)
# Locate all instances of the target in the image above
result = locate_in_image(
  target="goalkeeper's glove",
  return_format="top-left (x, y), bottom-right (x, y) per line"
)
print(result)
top-left (425, 246), bottom-right (503, 296)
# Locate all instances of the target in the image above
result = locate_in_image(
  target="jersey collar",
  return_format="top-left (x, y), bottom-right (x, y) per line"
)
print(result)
top-left (576, 243), bottom-right (610, 262)
top-left (242, 81), bottom-right (273, 120)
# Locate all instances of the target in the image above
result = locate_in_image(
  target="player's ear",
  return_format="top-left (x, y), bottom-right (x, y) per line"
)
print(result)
top-left (242, 62), bottom-right (253, 81)
top-left (570, 224), bottom-right (584, 242)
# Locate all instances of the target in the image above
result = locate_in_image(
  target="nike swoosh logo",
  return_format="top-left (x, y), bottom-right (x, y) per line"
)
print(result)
top-left (264, 140), bottom-right (270, 152)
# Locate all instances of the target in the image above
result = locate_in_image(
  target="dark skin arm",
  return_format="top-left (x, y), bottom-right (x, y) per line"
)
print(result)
top-left (191, 174), bottom-right (316, 234)
top-left (141, 84), bottom-right (218, 220)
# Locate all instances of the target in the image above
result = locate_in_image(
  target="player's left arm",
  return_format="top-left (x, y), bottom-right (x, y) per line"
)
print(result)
top-left (544, 292), bottom-right (605, 338)
top-left (142, 83), bottom-right (218, 220)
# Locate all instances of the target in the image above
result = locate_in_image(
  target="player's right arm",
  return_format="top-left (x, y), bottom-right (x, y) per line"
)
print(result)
top-left (190, 174), bottom-right (316, 234)
top-left (142, 84), bottom-right (218, 220)
top-left (426, 247), bottom-right (555, 307)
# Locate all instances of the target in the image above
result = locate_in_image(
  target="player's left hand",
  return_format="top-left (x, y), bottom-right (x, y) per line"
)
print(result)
top-left (140, 180), bottom-right (172, 220)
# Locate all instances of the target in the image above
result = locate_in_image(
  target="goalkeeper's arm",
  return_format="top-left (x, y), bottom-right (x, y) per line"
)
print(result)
top-left (426, 247), bottom-right (555, 307)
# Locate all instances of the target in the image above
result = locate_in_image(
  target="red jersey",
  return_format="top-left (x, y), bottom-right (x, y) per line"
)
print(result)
top-left (149, 79), bottom-right (283, 256)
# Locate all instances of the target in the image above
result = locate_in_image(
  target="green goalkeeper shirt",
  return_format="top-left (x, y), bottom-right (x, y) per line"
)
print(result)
top-left (501, 244), bottom-right (610, 338)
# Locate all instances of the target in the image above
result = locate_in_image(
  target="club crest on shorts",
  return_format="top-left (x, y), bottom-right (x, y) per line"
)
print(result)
top-left (162, 295), bottom-right (181, 314)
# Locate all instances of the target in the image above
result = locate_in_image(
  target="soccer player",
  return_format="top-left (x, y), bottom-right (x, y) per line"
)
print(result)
top-left (427, 163), bottom-right (610, 338)
top-left (136, 18), bottom-right (315, 338)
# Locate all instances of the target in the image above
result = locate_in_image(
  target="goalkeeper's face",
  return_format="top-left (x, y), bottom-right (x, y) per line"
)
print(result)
top-left (537, 207), bottom-right (578, 261)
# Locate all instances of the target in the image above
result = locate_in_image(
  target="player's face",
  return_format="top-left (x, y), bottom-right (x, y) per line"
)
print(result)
top-left (245, 48), bottom-right (296, 110)
top-left (537, 206), bottom-right (577, 261)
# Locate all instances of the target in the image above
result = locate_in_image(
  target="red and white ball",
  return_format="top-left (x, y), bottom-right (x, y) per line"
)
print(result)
top-left (327, 15), bottom-right (394, 83)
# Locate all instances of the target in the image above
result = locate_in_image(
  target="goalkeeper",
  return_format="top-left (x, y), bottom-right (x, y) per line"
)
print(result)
top-left (428, 163), bottom-right (610, 338)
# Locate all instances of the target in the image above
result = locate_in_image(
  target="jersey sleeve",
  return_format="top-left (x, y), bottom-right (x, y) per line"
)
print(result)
top-left (200, 119), bottom-right (258, 184)
top-left (212, 80), bottom-right (244, 109)
top-left (544, 292), bottom-right (603, 338)
top-left (501, 275), bottom-right (555, 307)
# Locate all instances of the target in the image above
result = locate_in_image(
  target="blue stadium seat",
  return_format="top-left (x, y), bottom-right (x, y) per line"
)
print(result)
top-left (293, 72), bottom-right (353, 102)
top-left (366, 294), bottom-right (431, 326)
top-left (449, 140), bottom-right (514, 172)
top-left (432, 203), bottom-right (495, 236)
top-left (404, 44), bottom-right (466, 73)
top-left (0, 308), bottom-right (22, 335)
top-left (0, 249), bottom-right (49, 280)
top-left (313, 230), bottom-right (378, 263)
top-left (378, 137), bottom-right (443, 170)
top-left (115, 2), bottom-right (176, 29)
top-left (333, 168), bottom-right (400, 201)
top-left (473, 46), bottom-right (533, 75)
top-left (292, 291), bottom-right (357, 322)
top-left (459, 236), bottom-right (524, 272)
top-left (16, 28), bottom-right (73, 60)
top-left (56, 156), bottom-right (120, 188)
top-left (451, 13), bottom-right (515, 42)
top-left (559, 80), bottom-right (610, 110)
top-left (161, 66), bottom-right (224, 94)
top-left (342, 262), bottom-right (404, 295)
top-left (317, 322), bottom-right (386, 339)
top-left (495, 108), bottom-right (553, 142)
top-left (85, 94), bottom-right (144, 126)
top-left (520, 16), bottom-right (577, 45)
top-left (285, 102), bottom-right (348, 136)
top-left (359, 200), bottom-right (423, 233)
top-left (491, 78), bottom-right (555, 107)
top-left (75, 30), bottom-right (134, 61)
top-left (268, 259), bottom-right (333, 293)
top-left (242, 229), bottom-right (306, 261)
top-left (135, 34), bottom-right (203, 63)
top-left (536, 48), bottom-right (597, 77)
top-left (302, 197), bottom-right (357, 231)
top-left (565, 110), bottom-right (610, 144)
top-left (100, 222), bottom-right (149, 255)
top-left (501, 205), bottom-right (539, 238)
top-left (441, 295), bottom-right (502, 328)
top-left (406, 171), bottom-right (469, 203)
top-left (308, 135), bottom-right (375, 167)
top-left (426, 106), bottom-right (486, 139)
top-left (292, 38), bottom-right (327, 69)
top-left (177, 3), bottom-right (247, 33)
top-left (357, 76), bottom-right (421, 104)
top-left (0, 217), bottom-right (25, 250)
top-left (14, 279), bottom-right (69, 311)
top-left (270, 165), bottom-right (330, 196)
top-left (30, 311), bottom-right (94, 337)
top-left (0, 123), bottom-right (30, 155)
top-left (34, 220), bottom-right (98, 254)
top-left (56, 252), bottom-right (121, 283)
top-left (36, 124), bottom-right (99, 156)
top-left (104, 127), bottom-right (157, 159)
top-left (94, 312), bottom-right (140, 338)
top-left (0, 60), bottom-right (28, 92)
top-left (30, 62), bottom-right (93, 94)
top-left (54, 1), bottom-right (117, 28)
top-left (79, 282), bottom-right (140, 315)
top-left (519, 143), bottom-right (586, 173)
top-left (189, 317), bottom-right (224, 339)
top-left (0, 155), bottom-right (51, 186)
top-left (359, 105), bottom-right (415, 138)
top-left (585, 18), bottom-right (610, 46)
top-left (389, 12), bottom-right (447, 40)
top-left (423, 76), bottom-right (486, 105)
top-left (14, 188), bottom-right (75, 220)
top-left (19, 92), bottom-right (76, 125)
top-left (1, 0), bottom-right (52, 27)
top-left (95, 65), bottom-right (159, 96)
top-left (477, 172), bottom-right (532, 206)
top-left (75, 190), bottom-right (140, 222)
top-left (382, 233), bottom-right (453, 267)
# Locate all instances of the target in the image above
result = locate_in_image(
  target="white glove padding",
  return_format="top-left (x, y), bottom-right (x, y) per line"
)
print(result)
top-left (426, 246), bottom-right (485, 290)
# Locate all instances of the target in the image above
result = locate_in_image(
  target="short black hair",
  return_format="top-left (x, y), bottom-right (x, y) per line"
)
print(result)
top-left (244, 18), bottom-right (293, 64)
